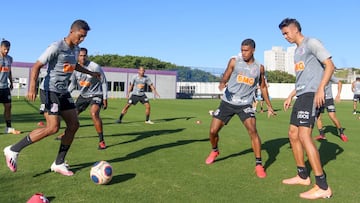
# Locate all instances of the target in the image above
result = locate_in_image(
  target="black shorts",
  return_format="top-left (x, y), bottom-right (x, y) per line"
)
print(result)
top-left (39, 90), bottom-right (76, 115)
top-left (128, 94), bottom-right (149, 105)
top-left (213, 100), bottom-right (255, 124)
top-left (353, 94), bottom-right (360, 102)
top-left (318, 98), bottom-right (336, 114)
top-left (75, 95), bottom-right (103, 113)
top-left (290, 92), bottom-right (317, 128)
top-left (0, 88), bottom-right (11, 103)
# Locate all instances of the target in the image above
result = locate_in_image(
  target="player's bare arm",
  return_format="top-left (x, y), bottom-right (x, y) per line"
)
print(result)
top-left (27, 61), bottom-right (43, 101)
top-left (283, 89), bottom-right (296, 111)
top-left (315, 58), bottom-right (334, 108)
top-left (219, 58), bottom-right (235, 91)
top-left (75, 63), bottom-right (101, 79)
top-left (259, 65), bottom-right (275, 117)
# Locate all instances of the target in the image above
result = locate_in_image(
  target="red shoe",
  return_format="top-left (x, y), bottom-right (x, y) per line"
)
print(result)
top-left (314, 135), bottom-right (326, 140)
top-left (205, 150), bottom-right (219, 164)
top-left (255, 165), bottom-right (267, 178)
top-left (98, 141), bottom-right (107, 150)
top-left (299, 185), bottom-right (332, 199)
top-left (282, 175), bottom-right (311, 185)
top-left (340, 134), bottom-right (348, 142)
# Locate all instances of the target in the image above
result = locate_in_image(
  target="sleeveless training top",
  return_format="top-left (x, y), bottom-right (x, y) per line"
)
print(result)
top-left (222, 55), bottom-right (261, 106)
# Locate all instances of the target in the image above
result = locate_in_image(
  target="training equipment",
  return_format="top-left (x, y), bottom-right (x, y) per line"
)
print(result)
top-left (90, 161), bottom-right (113, 185)
top-left (27, 193), bottom-right (49, 203)
top-left (37, 121), bottom-right (45, 127)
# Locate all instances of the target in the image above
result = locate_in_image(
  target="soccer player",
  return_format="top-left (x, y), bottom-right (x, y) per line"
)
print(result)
top-left (315, 75), bottom-right (348, 142)
top-left (280, 18), bottom-right (333, 199)
top-left (205, 38), bottom-right (275, 178)
top-left (115, 66), bottom-right (160, 124)
top-left (352, 77), bottom-right (360, 114)
top-left (56, 47), bottom-right (108, 150)
top-left (3, 19), bottom-right (99, 176)
top-left (0, 40), bottom-right (21, 134)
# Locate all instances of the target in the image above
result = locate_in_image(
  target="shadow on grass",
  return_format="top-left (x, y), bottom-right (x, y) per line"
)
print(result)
top-left (323, 125), bottom-right (347, 141)
top-left (33, 138), bottom-right (208, 182)
top-left (107, 128), bottom-right (185, 148)
top-left (214, 137), bottom-right (289, 170)
top-left (305, 139), bottom-right (344, 175)
top-left (108, 173), bottom-right (136, 185)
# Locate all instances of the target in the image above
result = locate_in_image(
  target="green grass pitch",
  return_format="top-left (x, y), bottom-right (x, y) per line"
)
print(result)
top-left (0, 97), bottom-right (359, 202)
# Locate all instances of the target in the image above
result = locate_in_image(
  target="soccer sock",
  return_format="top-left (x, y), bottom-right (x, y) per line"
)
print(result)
top-left (315, 174), bottom-right (328, 190)
top-left (318, 128), bottom-right (325, 136)
top-left (55, 144), bottom-right (71, 165)
top-left (255, 157), bottom-right (262, 166)
top-left (11, 135), bottom-right (33, 152)
top-left (212, 146), bottom-right (218, 151)
top-left (98, 132), bottom-right (104, 142)
top-left (297, 166), bottom-right (308, 179)
top-left (338, 128), bottom-right (344, 134)
top-left (119, 114), bottom-right (124, 121)
top-left (146, 115), bottom-right (150, 121)
top-left (5, 120), bottom-right (11, 128)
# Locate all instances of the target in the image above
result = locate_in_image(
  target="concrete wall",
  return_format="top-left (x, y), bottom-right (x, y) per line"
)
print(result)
top-left (177, 82), bottom-right (355, 100)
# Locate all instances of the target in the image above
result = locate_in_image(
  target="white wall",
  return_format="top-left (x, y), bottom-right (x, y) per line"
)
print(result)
top-left (177, 82), bottom-right (355, 100)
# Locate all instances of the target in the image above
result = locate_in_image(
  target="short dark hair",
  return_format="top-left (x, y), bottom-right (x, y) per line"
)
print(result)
top-left (71, 19), bottom-right (91, 31)
top-left (241, 38), bottom-right (256, 49)
top-left (80, 47), bottom-right (88, 54)
top-left (1, 40), bottom-right (11, 47)
top-left (278, 18), bottom-right (302, 32)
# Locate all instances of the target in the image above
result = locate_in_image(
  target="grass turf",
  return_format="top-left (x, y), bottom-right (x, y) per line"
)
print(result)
top-left (0, 97), bottom-right (359, 202)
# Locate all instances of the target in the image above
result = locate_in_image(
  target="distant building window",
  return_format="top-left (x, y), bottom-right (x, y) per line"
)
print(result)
top-left (179, 85), bottom-right (195, 94)
top-left (113, 82), bottom-right (125, 91)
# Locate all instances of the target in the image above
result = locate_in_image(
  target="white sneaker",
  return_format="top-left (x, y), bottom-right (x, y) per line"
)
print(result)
top-left (145, 120), bottom-right (154, 124)
top-left (50, 161), bottom-right (74, 176)
top-left (5, 127), bottom-right (21, 134)
top-left (3, 145), bottom-right (18, 172)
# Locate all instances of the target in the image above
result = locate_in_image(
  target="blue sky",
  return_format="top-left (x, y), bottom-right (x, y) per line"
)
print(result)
top-left (2, 0), bottom-right (359, 70)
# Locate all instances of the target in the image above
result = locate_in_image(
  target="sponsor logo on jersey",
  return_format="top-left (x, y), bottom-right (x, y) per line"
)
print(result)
top-left (295, 61), bottom-right (305, 72)
top-left (236, 74), bottom-right (255, 85)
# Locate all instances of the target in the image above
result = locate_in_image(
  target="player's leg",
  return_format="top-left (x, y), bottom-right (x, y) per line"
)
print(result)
top-left (50, 108), bottom-right (79, 176)
top-left (282, 124), bottom-right (311, 185)
top-left (144, 102), bottom-right (153, 124)
top-left (205, 101), bottom-right (231, 165)
top-left (327, 112), bottom-right (347, 142)
top-left (205, 117), bottom-right (224, 164)
top-left (353, 98), bottom-right (358, 114)
top-left (242, 116), bottom-right (266, 178)
top-left (315, 112), bottom-right (326, 140)
top-left (2, 88), bottom-right (21, 134)
top-left (298, 126), bottom-right (331, 199)
top-left (116, 97), bottom-right (133, 123)
top-left (90, 103), bottom-right (106, 149)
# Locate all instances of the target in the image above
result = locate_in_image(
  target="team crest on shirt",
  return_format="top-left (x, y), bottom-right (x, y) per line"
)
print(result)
top-left (296, 47), bottom-right (305, 55)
